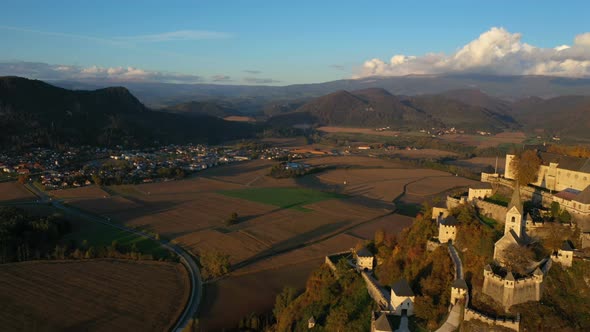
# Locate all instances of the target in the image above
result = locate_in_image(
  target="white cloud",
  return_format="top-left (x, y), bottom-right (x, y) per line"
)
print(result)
top-left (357, 27), bottom-right (590, 78)
top-left (0, 61), bottom-right (203, 83)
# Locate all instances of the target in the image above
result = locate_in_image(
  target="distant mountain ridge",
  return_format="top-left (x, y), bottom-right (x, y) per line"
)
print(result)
top-left (268, 88), bottom-right (518, 133)
top-left (52, 74), bottom-right (590, 108)
top-left (0, 77), bottom-right (256, 149)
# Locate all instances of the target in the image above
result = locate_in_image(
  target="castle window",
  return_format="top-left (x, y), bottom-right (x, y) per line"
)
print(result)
top-left (511, 216), bottom-right (515, 223)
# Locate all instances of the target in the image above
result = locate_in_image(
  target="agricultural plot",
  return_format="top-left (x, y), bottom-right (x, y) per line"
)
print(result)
top-left (50, 185), bottom-right (109, 200)
top-left (347, 213), bottom-right (414, 240)
top-left (303, 155), bottom-right (404, 168)
top-left (219, 187), bottom-right (345, 211)
top-left (438, 131), bottom-right (525, 148)
top-left (318, 126), bottom-right (401, 137)
top-left (0, 260), bottom-right (189, 332)
top-left (0, 182), bottom-right (35, 202)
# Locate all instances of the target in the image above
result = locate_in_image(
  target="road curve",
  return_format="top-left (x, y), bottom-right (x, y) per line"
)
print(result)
top-left (23, 183), bottom-right (201, 332)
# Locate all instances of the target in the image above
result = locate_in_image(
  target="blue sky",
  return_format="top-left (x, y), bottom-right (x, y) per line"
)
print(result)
top-left (1, 0), bottom-right (590, 84)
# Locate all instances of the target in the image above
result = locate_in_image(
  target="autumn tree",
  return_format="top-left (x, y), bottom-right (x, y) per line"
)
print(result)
top-left (502, 244), bottom-right (535, 275)
top-left (510, 150), bottom-right (542, 184)
top-left (199, 250), bottom-right (230, 279)
top-left (273, 287), bottom-right (298, 319)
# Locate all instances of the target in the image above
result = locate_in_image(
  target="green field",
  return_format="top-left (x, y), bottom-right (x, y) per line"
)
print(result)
top-left (219, 187), bottom-right (345, 212)
top-left (64, 219), bottom-right (169, 258)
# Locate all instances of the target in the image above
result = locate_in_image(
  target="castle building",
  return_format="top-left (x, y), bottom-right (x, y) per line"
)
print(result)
top-left (450, 279), bottom-right (469, 305)
top-left (355, 247), bottom-right (374, 272)
top-left (505, 152), bottom-right (590, 192)
top-left (438, 215), bottom-right (458, 243)
top-left (482, 265), bottom-right (544, 310)
top-left (551, 241), bottom-right (574, 267)
top-left (468, 182), bottom-right (493, 201)
top-left (390, 279), bottom-right (415, 316)
top-left (493, 184), bottom-right (527, 263)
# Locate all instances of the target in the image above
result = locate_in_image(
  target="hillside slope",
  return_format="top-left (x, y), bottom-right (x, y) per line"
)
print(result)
top-left (0, 77), bottom-right (256, 148)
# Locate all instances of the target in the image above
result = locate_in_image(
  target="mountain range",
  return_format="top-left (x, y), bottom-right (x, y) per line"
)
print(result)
top-left (0, 77), bottom-right (256, 149)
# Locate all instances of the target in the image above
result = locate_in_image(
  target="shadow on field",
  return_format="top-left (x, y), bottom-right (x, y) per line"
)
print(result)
top-left (231, 220), bottom-right (350, 271)
top-left (199, 160), bottom-right (272, 178)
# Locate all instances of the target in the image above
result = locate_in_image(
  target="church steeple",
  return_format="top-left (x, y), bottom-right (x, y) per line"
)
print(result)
top-left (505, 182), bottom-right (525, 239)
top-left (508, 181), bottom-right (524, 215)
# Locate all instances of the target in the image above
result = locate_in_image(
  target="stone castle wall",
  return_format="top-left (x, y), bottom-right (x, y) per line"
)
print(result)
top-left (463, 308), bottom-right (520, 331)
top-left (482, 271), bottom-right (542, 310)
top-left (475, 200), bottom-right (508, 222)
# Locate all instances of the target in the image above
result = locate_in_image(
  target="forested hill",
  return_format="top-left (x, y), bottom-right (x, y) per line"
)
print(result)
top-left (0, 76), bottom-right (257, 149)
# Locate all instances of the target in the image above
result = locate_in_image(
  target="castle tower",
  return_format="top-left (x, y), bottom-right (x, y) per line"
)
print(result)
top-left (533, 267), bottom-right (544, 301)
top-left (502, 271), bottom-right (515, 308)
top-left (505, 183), bottom-right (525, 239)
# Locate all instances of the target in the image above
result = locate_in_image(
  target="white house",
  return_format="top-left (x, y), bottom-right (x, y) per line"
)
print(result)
top-left (552, 241), bottom-right (574, 267)
top-left (390, 279), bottom-right (415, 316)
top-left (438, 216), bottom-right (458, 243)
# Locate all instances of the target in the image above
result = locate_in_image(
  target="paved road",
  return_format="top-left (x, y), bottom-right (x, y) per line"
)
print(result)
top-left (23, 183), bottom-right (201, 332)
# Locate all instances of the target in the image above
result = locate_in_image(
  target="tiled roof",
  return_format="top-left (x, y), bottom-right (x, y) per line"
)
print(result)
top-left (391, 279), bottom-right (414, 297)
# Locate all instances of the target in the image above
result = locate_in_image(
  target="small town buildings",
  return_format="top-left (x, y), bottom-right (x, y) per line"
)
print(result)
top-left (355, 247), bottom-right (374, 271)
top-left (390, 279), bottom-right (415, 316)
top-left (438, 216), bottom-right (458, 243)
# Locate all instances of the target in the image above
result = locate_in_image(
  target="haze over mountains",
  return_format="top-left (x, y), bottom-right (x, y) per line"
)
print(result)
top-left (52, 74), bottom-right (590, 108)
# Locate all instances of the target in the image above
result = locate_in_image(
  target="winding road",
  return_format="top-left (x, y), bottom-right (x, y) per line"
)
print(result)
top-left (22, 183), bottom-right (201, 332)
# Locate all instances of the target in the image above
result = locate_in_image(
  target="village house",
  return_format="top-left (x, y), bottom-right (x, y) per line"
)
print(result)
top-left (467, 182), bottom-right (493, 201)
top-left (371, 312), bottom-right (394, 332)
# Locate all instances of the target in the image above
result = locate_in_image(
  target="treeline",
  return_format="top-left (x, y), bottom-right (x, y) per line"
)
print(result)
top-left (0, 207), bottom-right (71, 263)
top-left (0, 207), bottom-right (170, 264)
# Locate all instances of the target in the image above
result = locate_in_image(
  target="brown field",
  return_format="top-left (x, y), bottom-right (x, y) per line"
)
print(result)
top-left (318, 126), bottom-right (400, 137)
top-left (439, 131), bottom-right (526, 148)
top-left (0, 259), bottom-right (189, 332)
top-left (448, 156), bottom-right (506, 173)
top-left (223, 115), bottom-right (256, 122)
top-left (385, 148), bottom-right (458, 159)
top-left (347, 213), bottom-right (414, 240)
top-left (0, 182), bottom-right (35, 202)
top-left (310, 168), bottom-right (451, 202)
top-left (303, 155), bottom-right (405, 168)
top-left (50, 185), bottom-right (109, 199)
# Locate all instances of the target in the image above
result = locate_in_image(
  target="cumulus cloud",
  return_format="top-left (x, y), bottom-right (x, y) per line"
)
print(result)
top-left (358, 27), bottom-right (590, 78)
top-left (243, 77), bottom-right (280, 84)
top-left (211, 75), bottom-right (232, 82)
top-left (0, 61), bottom-right (202, 83)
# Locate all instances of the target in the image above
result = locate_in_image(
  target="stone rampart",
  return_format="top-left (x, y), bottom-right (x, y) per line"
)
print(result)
top-left (361, 271), bottom-right (389, 310)
top-left (475, 200), bottom-right (507, 222)
top-left (464, 308), bottom-right (520, 331)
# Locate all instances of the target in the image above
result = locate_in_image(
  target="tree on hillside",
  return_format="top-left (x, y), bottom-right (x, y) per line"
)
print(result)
top-left (551, 202), bottom-right (561, 219)
top-left (273, 287), bottom-right (298, 320)
top-left (199, 250), bottom-right (230, 279)
top-left (502, 244), bottom-right (535, 275)
top-left (225, 212), bottom-right (239, 226)
top-left (510, 150), bottom-right (542, 184)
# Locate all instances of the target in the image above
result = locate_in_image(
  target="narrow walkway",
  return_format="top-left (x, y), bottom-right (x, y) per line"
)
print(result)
top-left (395, 314), bottom-right (410, 332)
top-left (435, 243), bottom-right (465, 332)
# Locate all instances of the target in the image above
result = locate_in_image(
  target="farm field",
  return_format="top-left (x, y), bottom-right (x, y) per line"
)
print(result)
top-left (438, 131), bottom-right (526, 148)
top-left (219, 187), bottom-right (345, 211)
top-left (0, 182), bottom-right (35, 202)
top-left (447, 156), bottom-right (506, 173)
top-left (303, 155), bottom-right (405, 168)
top-left (384, 148), bottom-right (458, 159)
top-left (318, 126), bottom-right (401, 137)
top-left (347, 213), bottom-right (414, 240)
top-left (50, 185), bottom-right (109, 199)
top-left (0, 259), bottom-right (189, 332)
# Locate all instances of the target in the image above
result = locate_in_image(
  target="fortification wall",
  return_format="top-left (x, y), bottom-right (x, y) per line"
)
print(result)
top-left (483, 272), bottom-right (542, 309)
top-left (361, 271), bottom-right (389, 309)
top-left (476, 200), bottom-right (507, 222)
top-left (463, 308), bottom-right (520, 331)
